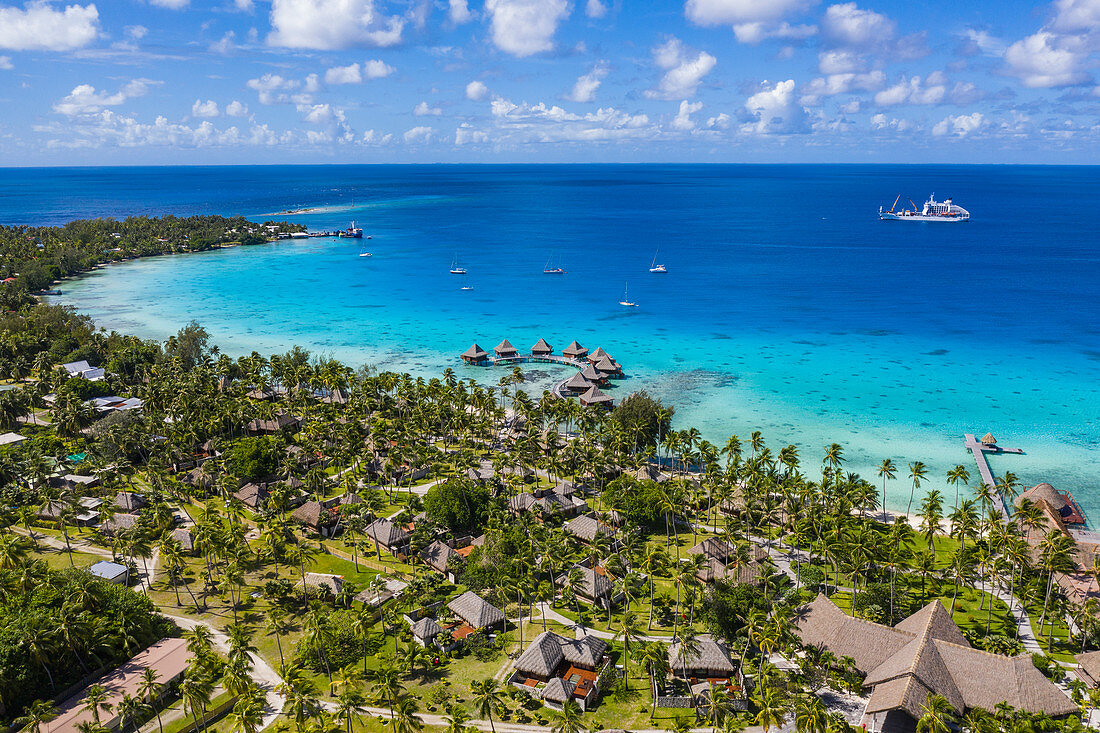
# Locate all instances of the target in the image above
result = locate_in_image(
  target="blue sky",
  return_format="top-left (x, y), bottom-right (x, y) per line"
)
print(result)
top-left (0, 0), bottom-right (1098, 164)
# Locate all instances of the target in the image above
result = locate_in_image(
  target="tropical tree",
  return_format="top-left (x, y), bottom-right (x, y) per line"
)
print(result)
top-left (549, 699), bottom-right (584, 733)
top-left (469, 678), bottom-right (503, 733)
top-left (915, 694), bottom-right (956, 733)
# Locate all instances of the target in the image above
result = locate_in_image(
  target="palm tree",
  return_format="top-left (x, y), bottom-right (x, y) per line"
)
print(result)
top-left (391, 693), bottom-right (422, 733)
top-left (469, 678), bottom-right (503, 733)
top-left (915, 694), bottom-right (956, 733)
top-left (703, 685), bottom-right (733, 733)
top-left (614, 610), bottom-right (642, 692)
top-left (752, 686), bottom-right (788, 732)
top-left (265, 609), bottom-right (292, 670)
top-left (116, 693), bottom-right (146, 733)
top-left (82, 685), bottom-right (113, 726)
top-left (906, 461), bottom-right (927, 517)
top-left (443, 704), bottom-right (473, 733)
top-left (793, 695), bottom-right (828, 733)
top-left (367, 662), bottom-right (403, 721)
top-left (225, 692), bottom-right (265, 733)
top-left (13, 699), bottom-right (58, 733)
top-left (946, 465), bottom-right (970, 509)
top-left (137, 668), bottom-right (164, 733)
top-left (334, 689), bottom-right (366, 733)
top-left (179, 675), bottom-right (213, 733)
top-left (549, 700), bottom-right (584, 733)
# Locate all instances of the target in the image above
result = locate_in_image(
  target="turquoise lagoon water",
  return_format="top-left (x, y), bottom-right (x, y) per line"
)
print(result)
top-left (1, 165), bottom-right (1095, 519)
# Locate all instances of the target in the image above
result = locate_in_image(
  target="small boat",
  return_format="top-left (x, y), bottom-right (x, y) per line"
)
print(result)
top-left (359, 252), bottom-right (373, 257)
top-left (649, 249), bottom-right (666, 273)
top-left (450, 255), bottom-right (467, 275)
top-left (543, 255), bottom-right (566, 274)
top-left (460, 285), bottom-right (474, 291)
top-left (619, 282), bottom-right (638, 307)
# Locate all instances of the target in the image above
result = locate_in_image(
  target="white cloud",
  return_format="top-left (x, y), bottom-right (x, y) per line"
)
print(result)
top-left (449, 0), bottom-right (473, 23)
top-left (53, 79), bottom-right (157, 116)
top-left (732, 21), bottom-right (816, 44)
top-left (455, 122), bottom-right (489, 145)
top-left (150, 0), bottom-right (188, 7)
top-left (932, 112), bottom-right (984, 137)
top-left (870, 113), bottom-right (911, 131)
top-left (210, 31), bottom-right (236, 54)
top-left (234, 0), bottom-right (255, 10)
top-left (126, 25), bottom-right (148, 40)
top-left (964, 29), bottom-right (1006, 57)
top-left (1004, 31), bottom-right (1090, 88)
top-left (484, 0), bottom-right (570, 57)
top-left (414, 101), bottom-right (442, 116)
top-left (585, 0), bottom-right (607, 18)
top-left (326, 63), bottom-right (363, 84)
top-left (645, 38), bottom-right (717, 100)
top-left (822, 3), bottom-right (894, 47)
top-left (685, 0), bottom-right (814, 26)
top-left (268, 0), bottom-right (405, 50)
top-left (873, 73), bottom-right (946, 106)
top-left (742, 79), bottom-right (808, 134)
top-left (671, 100), bottom-right (703, 131)
top-left (817, 49), bottom-right (863, 74)
top-left (466, 80), bottom-right (489, 100)
top-left (246, 73), bottom-right (312, 105)
top-left (0, 1), bottom-right (99, 51)
top-left (799, 70), bottom-right (884, 105)
top-left (706, 112), bottom-right (731, 129)
top-left (404, 125), bottom-right (434, 143)
top-left (192, 99), bottom-right (220, 118)
top-left (226, 100), bottom-right (249, 117)
top-left (566, 62), bottom-right (609, 103)
top-left (364, 59), bottom-right (395, 78)
top-left (485, 97), bottom-right (655, 143)
top-left (299, 103), bottom-right (344, 124)
top-left (1051, 0), bottom-right (1100, 32)
top-left (0, 56), bottom-right (11, 70)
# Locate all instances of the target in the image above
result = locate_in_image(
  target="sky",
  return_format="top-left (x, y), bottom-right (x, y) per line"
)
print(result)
top-left (0, 0), bottom-right (1098, 165)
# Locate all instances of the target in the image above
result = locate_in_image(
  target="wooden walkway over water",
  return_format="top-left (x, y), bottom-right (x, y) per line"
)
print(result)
top-left (963, 433), bottom-right (1024, 518)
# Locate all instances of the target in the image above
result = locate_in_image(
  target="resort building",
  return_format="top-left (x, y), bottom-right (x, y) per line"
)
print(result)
top-left (660, 635), bottom-right (744, 710)
top-left (563, 513), bottom-right (616, 546)
top-left (300, 572), bottom-right (345, 597)
top-left (445, 591), bottom-right (506, 642)
top-left (688, 538), bottom-right (769, 584)
top-left (509, 483), bottom-right (588, 519)
top-left (409, 616), bottom-right (444, 648)
top-left (794, 594), bottom-right (1076, 731)
top-left (461, 343), bottom-right (490, 365)
top-left (245, 412), bottom-right (301, 435)
top-left (0, 431), bottom-right (27, 447)
top-left (365, 517), bottom-right (411, 556)
top-left (562, 372), bottom-right (593, 395)
top-left (114, 491), bottom-right (146, 513)
top-left (562, 341), bottom-right (589, 360)
top-left (1074, 651), bottom-right (1100, 689)
top-left (579, 385), bottom-right (613, 409)
top-left (557, 564), bottom-right (618, 610)
top-left (291, 500), bottom-right (338, 536)
top-left (531, 338), bottom-right (553, 356)
top-left (494, 339), bottom-right (518, 358)
top-left (87, 560), bottom-right (129, 584)
top-left (1015, 482), bottom-right (1086, 526)
top-left (509, 631), bottom-right (611, 711)
top-left (62, 359), bottom-right (106, 381)
top-left (421, 539), bottom-right (462, 581)
top-left (43, 638), bottom-right (192, 733)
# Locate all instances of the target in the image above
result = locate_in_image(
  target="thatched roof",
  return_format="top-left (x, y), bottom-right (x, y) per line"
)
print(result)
top-left (531, 338), bottom-right (553, 354)
top-left (563, 372), bottom-right (592, 391)
top-left (1075, 650), bottom-right (1100, 688)
top-left (631, 464), bottom-right (667, 482)
top-left (562, 340), bottom-right (588, 358)
top-left (234, 483), bottom-right (268, 508)
top-left (292, 500), bottom-right (332, 529)
top-left (579, 364), bottom-right (602, 381)
top-left (594, 356), bottom-right (618, 372)
top-left (796, 594), bottom-right (1075, 719)
top-left (365, 518), bottom-right (410, 548)
top-left (542, 677), bottom-right (576, 704)
top-left (447, 591), bottom-right (505, 629)
top-left (108, 513), bottom-right (140, 533)
top-left (563, 514), bottom-right (613, 544)
top-left (589, 347), bottom-right (609, 361)
top-left (981, 432), bottom-right (996, 445)
top-left (514, 632), bottom-right (608, 677)
top-left (509, 493), bottom-right (538, 513)
top-left (494, 339), bottom-right (518, 356)
top-left (421, 540), bottom-right (459, 573)
top-left (114, 492), bottom-right (146, 512)
top-left (580, 385), bottom-right (612, 405)
top-left (170, 527), bottom-right (195, 551)
top-left (559, 565), bottom-right (612, 600)
top-left (410, 617), bottom-right (442, 640)
top-left (301, 572), bottom-right (344, 595)
top-left (668, 635), bottom-right (735, 676)
top-left (462, 343), bottom-right (489, 359)
top-left (1015, 483), bottom-right (1068, 511)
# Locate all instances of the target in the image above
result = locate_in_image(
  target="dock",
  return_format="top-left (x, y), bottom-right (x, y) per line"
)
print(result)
top-left (963, 433), bottom-right (1024, 518)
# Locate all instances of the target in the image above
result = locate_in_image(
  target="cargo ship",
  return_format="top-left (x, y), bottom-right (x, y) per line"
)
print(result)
top-left (879, 194), bottom-right (969, 221)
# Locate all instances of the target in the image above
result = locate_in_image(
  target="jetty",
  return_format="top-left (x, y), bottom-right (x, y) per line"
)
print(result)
top-left (964, 432), bottom-right (1024, 517)
top-left (460, 339), bottom-right (623, 408)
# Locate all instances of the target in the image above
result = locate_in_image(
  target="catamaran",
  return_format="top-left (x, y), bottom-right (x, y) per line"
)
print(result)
top-left (619, 282), bottom-right (638, 307)
top-left (879, 194), bottom-right (970, 221)
top-left (649, 250), bottom-right (666, 273)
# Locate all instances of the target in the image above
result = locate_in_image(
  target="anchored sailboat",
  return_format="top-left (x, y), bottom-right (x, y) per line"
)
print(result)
top-left (649, 249), bottom-right (666, 273)
top-left (619, 282), bottom-right (638, 307)
top-left (450, 255), bottom-right (467, 274)
top-left (543, 254), bottom-right (565, 274)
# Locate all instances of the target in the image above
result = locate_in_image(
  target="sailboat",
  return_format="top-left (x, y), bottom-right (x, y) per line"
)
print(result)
top-left (450, 255), bottom-right (467, 274)
top-left (459, 273), bottom-right (473, 291)
top-left (619, 282), bottom-right (638, 307)
top-left (649, 249), bottom-right (666, 273)
top-left (543, 255), bottom-right (565, 274)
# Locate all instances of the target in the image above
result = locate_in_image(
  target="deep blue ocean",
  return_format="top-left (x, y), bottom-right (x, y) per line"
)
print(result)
top-left (1, 164), bottom-right (1097, 519)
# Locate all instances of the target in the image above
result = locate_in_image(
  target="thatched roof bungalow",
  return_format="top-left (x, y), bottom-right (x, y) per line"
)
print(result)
top-left (562, 340), bottom-right (589, 359)
top-left (563, 514), bottom-right (614, 544)
top-left (794, 594), bottom-right (1076, 728)
top-left (562, 372), bottom-right (592, 394)
top-left (447, 590), bottom-right (505, 630)
top-left (531, 338), bottom-right (553, 356)
top-left (461, 343), bottom-right (490, 365)
top-left (494, 339), bottom-right (519, 358)
top-left (579, 385), bottom-right (613, 409)
top-left (668, 635), bottom-right (736, 678)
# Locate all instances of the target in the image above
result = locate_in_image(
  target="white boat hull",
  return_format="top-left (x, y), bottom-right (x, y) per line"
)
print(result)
top-left (879, 212), bottom-right (968, 222)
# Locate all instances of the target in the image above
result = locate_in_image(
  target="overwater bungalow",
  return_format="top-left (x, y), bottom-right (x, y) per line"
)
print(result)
top-left (594, 356), bottom-right (622, 377)
top-left (531, 338), bottom-right (553, 356)
top-left (579, 363), bottom-right (605, 384)
top-left (494, 339), bottom-right (519, 358)
top-left (461, 343), bottom-right (490, 365)
top-left (562, 372), bottom-right (592, 394)
top-left (562, 340), bottom-right (589, 359)
top-left (579, 385), bottom-right (613, 409)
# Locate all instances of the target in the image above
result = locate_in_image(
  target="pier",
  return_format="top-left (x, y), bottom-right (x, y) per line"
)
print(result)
top-left (963, 433), bottom-right (1024, 517)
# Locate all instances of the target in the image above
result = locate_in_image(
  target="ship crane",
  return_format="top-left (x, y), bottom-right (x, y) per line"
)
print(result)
top-left (890, 194), bottom-right (901, 213)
